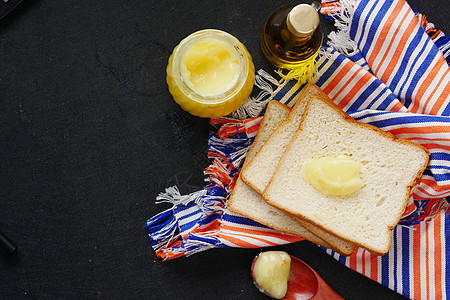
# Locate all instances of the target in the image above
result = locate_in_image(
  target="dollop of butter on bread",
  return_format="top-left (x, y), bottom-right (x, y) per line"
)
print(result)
top-left (302, 155), bottom-right (362, 196)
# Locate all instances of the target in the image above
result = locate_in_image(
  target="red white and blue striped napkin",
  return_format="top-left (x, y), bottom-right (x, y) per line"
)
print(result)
top-left (147, 0), bottom-right (450, 298)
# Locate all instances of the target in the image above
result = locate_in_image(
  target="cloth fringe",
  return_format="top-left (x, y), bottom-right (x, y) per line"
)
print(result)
top-left (321, 0), bottom-right (359, 56)
top-left (146, 207), bottom-right (180, 252)
top-left (155, 186), bottom-right (206, 206)
top-left (229, 69), bottom-right (287, 119)
top-left (276, 56), bottom-right (318, 84)
top-left (147, 110), bottom-right (263, 260)
top-left (311, 47), bottom-right (340, 83)
top-left (229, 58), bottom-right (324, 120)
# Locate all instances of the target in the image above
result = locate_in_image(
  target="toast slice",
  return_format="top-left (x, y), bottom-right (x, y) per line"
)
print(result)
top-left (241, 84), bottom-right (328, 195)
top-left (241, 84), bottom-right (356, 254)
top-left (263, 95), bottom-right (429, 255)
top-left (290, 215), bottom-right (355, 255)
top-left (227, 100), bottom-right (332, 249)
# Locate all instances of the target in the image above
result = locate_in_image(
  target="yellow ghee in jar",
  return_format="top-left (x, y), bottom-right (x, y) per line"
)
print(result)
top-left (181, 39), bottom-right (240, 96)
top-left (167, 29), bottom-right (255, 118)
top-left (302, 155), bottom-right (362, 196)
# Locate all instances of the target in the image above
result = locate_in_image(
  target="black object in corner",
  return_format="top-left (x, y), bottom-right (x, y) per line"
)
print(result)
top-left (0, 0), bottom-right (23, 20)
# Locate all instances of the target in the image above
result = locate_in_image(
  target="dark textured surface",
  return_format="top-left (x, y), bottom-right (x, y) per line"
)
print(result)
top-left (0, 1), bottom-right (448, 299)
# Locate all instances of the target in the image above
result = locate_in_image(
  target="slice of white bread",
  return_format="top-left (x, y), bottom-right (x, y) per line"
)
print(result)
top-left (241, 84), bottom-right (328, 195)
top-left (290, 215), bottom-right (355, 255)
top-left (241, 84), bottom-right (356, 255)
top-left (227, 100), bottom-right (332, 249)
top-left (263, 95), bottom-right (429, 255)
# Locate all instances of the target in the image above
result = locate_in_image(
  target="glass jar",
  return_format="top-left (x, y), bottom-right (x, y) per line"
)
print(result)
top-left (167, 29), bottom-right (255, 118)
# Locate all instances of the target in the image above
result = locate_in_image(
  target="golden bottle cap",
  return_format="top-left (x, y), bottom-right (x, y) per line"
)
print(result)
top-left (286, 4), bottom-right (319, 38)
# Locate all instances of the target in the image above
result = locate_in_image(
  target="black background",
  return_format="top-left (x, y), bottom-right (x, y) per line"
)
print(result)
top-left (1, 1), bottom-right (448, 299)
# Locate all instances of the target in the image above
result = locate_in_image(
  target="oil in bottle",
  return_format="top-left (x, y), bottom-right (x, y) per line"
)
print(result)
top-left (260, 3), bottom-right (323, 82)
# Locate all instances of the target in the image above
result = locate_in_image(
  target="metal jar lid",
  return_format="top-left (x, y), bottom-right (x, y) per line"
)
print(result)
top-left (286, 4), bottom-right (320, 38)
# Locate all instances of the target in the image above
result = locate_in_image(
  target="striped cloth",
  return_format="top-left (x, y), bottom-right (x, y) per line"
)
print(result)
top-left (146, 0), bottom-right (450, 298)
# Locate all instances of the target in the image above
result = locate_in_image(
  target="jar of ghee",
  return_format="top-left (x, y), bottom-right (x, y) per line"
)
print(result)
top-left (166, 29), bottom-right (255, 118)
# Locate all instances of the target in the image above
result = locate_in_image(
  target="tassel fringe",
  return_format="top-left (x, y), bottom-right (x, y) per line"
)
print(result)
top-left (275, 57), bottom-right (318, 84)
top-left (147, 99), bottom-right (266, 259)
top-left (155, 186), bottom-right (206, 206)
top-left (229, 69), bottom-right (287, 119)
top-left (321, 0), bottom-right (359, 56)
top-left (146, 209), bottom-right (179, 252)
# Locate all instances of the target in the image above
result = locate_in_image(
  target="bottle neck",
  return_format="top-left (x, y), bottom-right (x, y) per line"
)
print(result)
top-left (285, 4), bottom-right (319, 39)
top-left (281, 18), bottom-right (313, 47)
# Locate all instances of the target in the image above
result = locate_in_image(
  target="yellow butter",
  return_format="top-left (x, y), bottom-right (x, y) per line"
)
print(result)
top-left (253, 251), bottom-right (291, 299)
top-left (302, 155), bottom-right (362, 196)
top-left (181, 39), bottom-right (241, 96)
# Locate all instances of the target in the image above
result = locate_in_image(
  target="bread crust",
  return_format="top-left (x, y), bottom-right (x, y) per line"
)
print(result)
top-left (241, 84), bottom-right (327, 195)
top-left (239, 85), bottom-right (357, 255)
top-left (240, 118), bottom-right (292, 194)
top-left (242, 100), bottom-right (291, 170)
top-left (228, 100), bottom-right (291, 209)
top-left (227, 100), bottom-right (333, 248)
top-left (227, 100), bottom-right (291, 211)
top-left (289, 214), bottom-right (356, 255)
top-left (263, 95), bottom-right (430, 255)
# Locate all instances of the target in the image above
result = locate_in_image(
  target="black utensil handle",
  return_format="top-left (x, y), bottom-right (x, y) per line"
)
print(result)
top-left (0, 231), bottom-right (18, 256)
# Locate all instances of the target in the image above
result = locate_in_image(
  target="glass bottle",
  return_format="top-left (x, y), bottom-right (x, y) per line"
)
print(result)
top-left (260, 3), bottom-right (323, 82)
